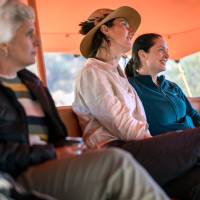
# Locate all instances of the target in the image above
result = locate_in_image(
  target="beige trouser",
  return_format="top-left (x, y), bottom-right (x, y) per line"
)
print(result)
top-left (17, 148), bottom-right (169, 200)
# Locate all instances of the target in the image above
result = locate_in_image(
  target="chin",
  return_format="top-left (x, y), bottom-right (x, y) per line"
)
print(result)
top-left (28, 58), bottom-right (36, 65)
top-left (21, 61), bottom-right (35, 68)
top-left (122, 46), bottom-right (131, 54)
top-left (159, 66), bottom-right (166, 73)
top-left (162, 65), bottom-right (167, 70)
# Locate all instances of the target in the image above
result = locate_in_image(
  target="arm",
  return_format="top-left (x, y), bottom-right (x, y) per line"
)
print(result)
top-left (176, 85), bottom-right (200, 126)
top-left (0, 70), bottom-right (63, 177)
top-left (0, 142), bottom-right (56, 177)
top-left (77, 66), bottom-right (150, 141)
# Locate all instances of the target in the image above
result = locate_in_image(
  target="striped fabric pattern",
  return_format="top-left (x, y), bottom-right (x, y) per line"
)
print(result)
top-left (0, 76), bottom-right (49, 142)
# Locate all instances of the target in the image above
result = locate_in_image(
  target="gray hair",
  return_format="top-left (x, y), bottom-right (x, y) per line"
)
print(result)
top-left (0, 0), bottom-right (35, 44)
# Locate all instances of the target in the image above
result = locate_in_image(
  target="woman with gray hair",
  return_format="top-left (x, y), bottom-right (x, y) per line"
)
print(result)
top-left (0, 1), bottom-right (170, 200)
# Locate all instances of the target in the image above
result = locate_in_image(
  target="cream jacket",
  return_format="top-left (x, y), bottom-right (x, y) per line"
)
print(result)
top-left (73, 58), bottom-right (151, 148)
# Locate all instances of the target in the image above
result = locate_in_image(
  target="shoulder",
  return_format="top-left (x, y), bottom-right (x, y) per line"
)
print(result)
top-left (18, 69), bottom-right (45, 89)
top-left (127, 76), bottom-right (142, 88)
top-left (163, 77), bottom-right (185, 96)
top-left (127, 76), bottom-right (137, 86)
top-left (18, 69), bottom-right (41, 82)
top-left (78, 58), bottom-right (111, 81)
top-left (164, 78), bottom-right (180, 90)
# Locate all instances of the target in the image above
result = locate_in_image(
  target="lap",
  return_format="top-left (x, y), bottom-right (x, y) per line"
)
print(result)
top-left (17, 148), bottom-right (134, 200)
top-left (17, 148), bottom-right (170, 200)
top-left (109, 127), bottom-right (200, 185)
top-left (163, 166), bottom-right (200, 200)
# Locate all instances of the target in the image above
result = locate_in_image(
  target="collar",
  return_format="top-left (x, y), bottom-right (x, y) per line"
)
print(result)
top-left (87, 58), bottom-right (126, 78)
top-left (135, 74), bottom-right (165, 88)
top-left (87, 58), bottom-right (118, 70)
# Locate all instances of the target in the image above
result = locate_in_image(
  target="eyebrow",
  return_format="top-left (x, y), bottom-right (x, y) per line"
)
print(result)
top-left (157, 45), bottom-right (167, 48)
top-left (114, 17), bottom-right (126, 22)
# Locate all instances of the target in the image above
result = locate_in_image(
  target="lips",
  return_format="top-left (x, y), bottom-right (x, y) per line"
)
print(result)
top-left (160, 59), bottom-right (167, 65)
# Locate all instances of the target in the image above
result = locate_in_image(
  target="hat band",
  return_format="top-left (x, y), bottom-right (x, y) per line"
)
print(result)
top-left (88, 13), bottom-right (110, 25)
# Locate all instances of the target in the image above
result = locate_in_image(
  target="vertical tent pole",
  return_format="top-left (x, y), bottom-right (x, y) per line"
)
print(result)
top-left (27, 0), bottom-right (47, 86)
top-left (176, 60), bottom-right (192, 97)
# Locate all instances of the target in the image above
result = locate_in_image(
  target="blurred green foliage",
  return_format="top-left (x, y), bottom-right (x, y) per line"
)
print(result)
top-left (165, 52), bottom-right (200, 97)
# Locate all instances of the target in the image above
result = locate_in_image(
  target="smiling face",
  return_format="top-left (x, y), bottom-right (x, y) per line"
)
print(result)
top-left (140, 37), bottom-right (169, 75)
top-left (6, 19), bottom-right (39, 71)
top-left (104, 17), bottom-right (134, 54)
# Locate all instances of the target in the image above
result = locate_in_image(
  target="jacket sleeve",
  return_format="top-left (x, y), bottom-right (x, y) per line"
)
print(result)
top-left (176, 85), bottom-right (200, 126)
top-left (77, 67), bottom-right (150, 141)
top-left (0, 142), bottom-right (56, 177)
top-left (43, 86), bottom-right (68, 146)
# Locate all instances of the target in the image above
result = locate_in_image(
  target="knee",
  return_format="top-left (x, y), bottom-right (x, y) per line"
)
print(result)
top-left (105, 147), bottom-right (132, 159)
top-left (103, 147), bottom-right (136, 169)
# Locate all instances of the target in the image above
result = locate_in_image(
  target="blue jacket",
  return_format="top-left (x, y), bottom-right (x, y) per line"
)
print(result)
top-left (128, 75), bottom-right (200, 136)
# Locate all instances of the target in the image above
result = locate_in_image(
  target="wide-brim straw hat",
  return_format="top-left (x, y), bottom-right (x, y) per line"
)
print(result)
top-left (80, 6), bottom-right (141, 58)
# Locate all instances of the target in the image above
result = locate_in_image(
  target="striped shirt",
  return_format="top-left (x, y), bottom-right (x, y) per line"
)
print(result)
top-left (0, 76), bottom-right (49, 143)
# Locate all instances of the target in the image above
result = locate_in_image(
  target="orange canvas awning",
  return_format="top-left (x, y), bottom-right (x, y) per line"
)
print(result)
top-left (28, 0), bottom-right (200, 60)
top-left (25, 0), bottom-right (200, 83)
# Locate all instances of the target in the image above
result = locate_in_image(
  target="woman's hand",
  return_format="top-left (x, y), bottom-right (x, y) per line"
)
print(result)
top-left (29, 135), bottom-right (47, 146)
top-left (55, 146), bottom-right (77, 159)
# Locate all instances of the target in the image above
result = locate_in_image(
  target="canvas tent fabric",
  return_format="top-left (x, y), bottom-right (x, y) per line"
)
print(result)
top-left (27, 0), bottom-right (200, 60)
top-left (25, 0), bottom-right (200, 84)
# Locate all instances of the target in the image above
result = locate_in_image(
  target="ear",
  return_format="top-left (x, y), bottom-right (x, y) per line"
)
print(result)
top-left (100, 24), bottom-right (109, 35)
top-left (138, 49), bottom-right (147, 60)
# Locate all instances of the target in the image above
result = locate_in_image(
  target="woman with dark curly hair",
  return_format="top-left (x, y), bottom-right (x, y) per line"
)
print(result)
top-left (125, 33), bottom-right (200, 136)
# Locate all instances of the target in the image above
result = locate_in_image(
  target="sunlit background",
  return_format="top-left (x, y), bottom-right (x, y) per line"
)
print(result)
top-left (28, 51), bottom-right (200, 106)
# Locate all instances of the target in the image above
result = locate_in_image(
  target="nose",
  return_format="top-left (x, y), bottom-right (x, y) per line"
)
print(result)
top-left (127, 27), bottom-right (134, 38)
top-left (164, 50), bottom-right (169, 59)
top-left (128, 27), bottom-right (134, 37)
top-left (33, 34), bottom-right (40, 47)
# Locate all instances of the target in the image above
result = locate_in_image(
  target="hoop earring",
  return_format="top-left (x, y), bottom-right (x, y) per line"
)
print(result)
top-left (108, 39), bottom-right (111, 47)
top-left (0, 46), bottom-right (8, 57)
top-left (106, 38), bottom-right (111, 48)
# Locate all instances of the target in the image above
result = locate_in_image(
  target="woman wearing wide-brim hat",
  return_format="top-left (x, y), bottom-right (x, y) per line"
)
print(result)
top-left (73, 6), bottom-right (200, 199)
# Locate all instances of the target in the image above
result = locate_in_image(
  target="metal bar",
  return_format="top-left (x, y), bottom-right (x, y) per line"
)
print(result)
top-left (177, 61), bottom-right (192, 97)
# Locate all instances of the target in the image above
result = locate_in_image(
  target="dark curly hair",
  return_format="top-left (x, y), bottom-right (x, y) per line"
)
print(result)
top-left (79, 18), bottom-right (115, 57)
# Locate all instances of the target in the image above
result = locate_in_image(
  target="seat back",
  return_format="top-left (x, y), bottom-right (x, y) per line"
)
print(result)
top-left (57, 97), bottom-right (200, 137)
top-left (188, 97), bottom-right (200, 113)
top-left (57, 106), bottom-right (82, 137)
